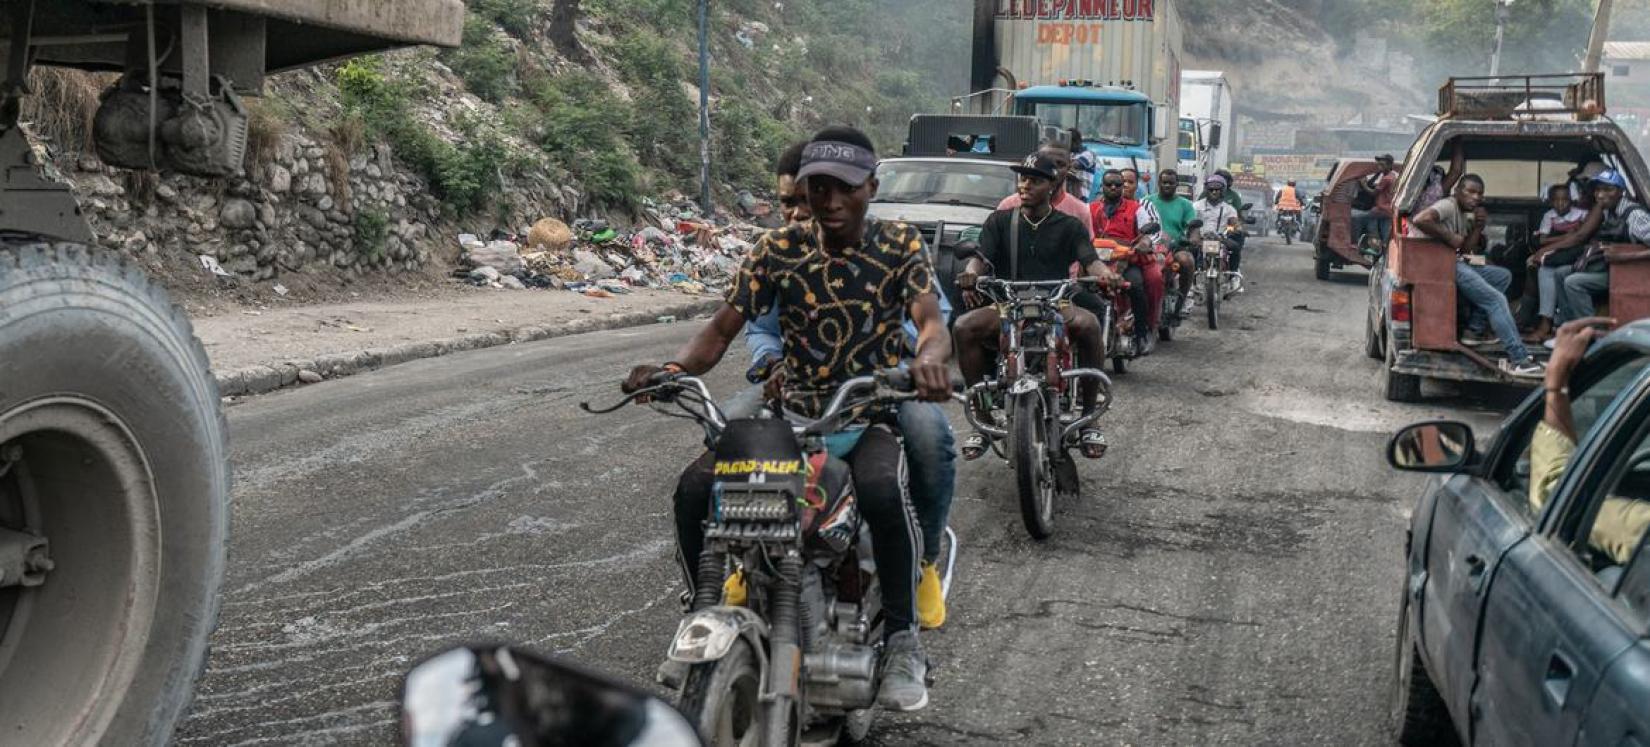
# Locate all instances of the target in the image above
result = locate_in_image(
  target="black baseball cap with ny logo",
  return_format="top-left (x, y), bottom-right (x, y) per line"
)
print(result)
top-left (1010, 152), bottom-right (1061, 182)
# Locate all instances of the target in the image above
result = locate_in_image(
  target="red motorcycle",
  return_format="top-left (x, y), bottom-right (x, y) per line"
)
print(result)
top-left (1092, 233), bottom-right (1171, 371)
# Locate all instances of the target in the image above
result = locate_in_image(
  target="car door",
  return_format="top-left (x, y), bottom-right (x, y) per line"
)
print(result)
top-left (1473, 364), bottom-right (1650, 746)
top-left (1417, 459), bottom-right (1535, 740)
top-left (1577, 534), bottom-right (1650, 746)
top-left (1419, 349), bottom-right (1650, 742)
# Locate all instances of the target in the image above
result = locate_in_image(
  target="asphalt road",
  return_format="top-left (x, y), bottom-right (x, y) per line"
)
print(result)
top-left (175, 236), bottom-right (1527, 746)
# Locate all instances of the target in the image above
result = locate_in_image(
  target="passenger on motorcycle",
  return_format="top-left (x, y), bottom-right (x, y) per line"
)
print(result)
top-left (1090, 168), bottom-right (1164, 354)
top-left (624, 127), bottom-right (952, 712)
top-left (953, 152), bottom-right (1118, 461)
top-left (745, 141), bottom-right (957, 631)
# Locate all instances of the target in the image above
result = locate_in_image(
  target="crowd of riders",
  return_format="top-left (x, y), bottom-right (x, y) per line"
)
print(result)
top-left (620, 126), bottom-right (1257, 713)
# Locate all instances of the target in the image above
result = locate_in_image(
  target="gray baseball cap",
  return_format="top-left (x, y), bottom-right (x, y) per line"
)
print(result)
top-left (797, 140), bottom-right (878, 186)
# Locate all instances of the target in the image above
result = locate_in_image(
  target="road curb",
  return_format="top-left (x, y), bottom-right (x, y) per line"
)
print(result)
top-left (213, 298), bottom-right (721, 398)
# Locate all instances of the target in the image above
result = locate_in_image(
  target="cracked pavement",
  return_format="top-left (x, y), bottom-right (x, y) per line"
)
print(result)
top-left (175, 237), bottom-right (1526, 745)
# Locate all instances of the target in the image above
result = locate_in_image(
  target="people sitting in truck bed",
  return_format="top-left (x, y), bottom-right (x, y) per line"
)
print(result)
top-left (1566, 160), bottom-right (1608, 210)
top-left (1523, 183), bottom-right (1593, 343)
top-left (1407, 173), bottom-right (1545, 379)
top-left (1560, 170), bottom-right (1650, 324)
top-left (1353, 154), bottom-right (1398, 250)
top-left (1414, 144), bottom-right (1466, 213)
top-left (996, 145), bottom-right (1093, 239)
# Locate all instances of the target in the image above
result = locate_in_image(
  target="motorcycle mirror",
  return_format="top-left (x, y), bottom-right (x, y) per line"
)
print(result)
top-left (1138, 222), bottom-right (1161, 235)
top-left (1240, 202), bottom-right (1254, 211)
top-left (1187, 219), bottom-right (1204, 230)
top-left (400, 645), bottom-right (703, 747)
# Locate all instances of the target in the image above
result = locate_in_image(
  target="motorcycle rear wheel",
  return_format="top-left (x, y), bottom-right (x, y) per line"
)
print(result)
top-left (679, 639), bottom-right (768, 747)
top-left (1011, 392), bottom-right (1055, 540)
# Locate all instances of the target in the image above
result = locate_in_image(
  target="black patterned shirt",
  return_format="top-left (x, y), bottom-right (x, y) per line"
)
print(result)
top-left (726, 220), bottom-right (937, 415)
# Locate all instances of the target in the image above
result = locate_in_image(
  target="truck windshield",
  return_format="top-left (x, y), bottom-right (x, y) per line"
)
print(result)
top-left (1020, 101), bottom-right (1147, 146)
top-left (874, 161), bottom-right (1015, 209)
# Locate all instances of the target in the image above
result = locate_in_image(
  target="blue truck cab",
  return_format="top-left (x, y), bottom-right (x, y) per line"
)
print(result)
top-left (1011, 82), bottom-right (1160, 201)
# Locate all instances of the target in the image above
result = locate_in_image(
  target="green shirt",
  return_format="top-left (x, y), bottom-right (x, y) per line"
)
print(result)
top-left (1145, 194), bottom-right (1197, 242)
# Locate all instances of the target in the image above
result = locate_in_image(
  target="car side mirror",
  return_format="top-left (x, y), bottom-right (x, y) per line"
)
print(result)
top-left (401, 645), bottom-right (703, 747)
top-left (1387, 420), bottom-right (1476, 473)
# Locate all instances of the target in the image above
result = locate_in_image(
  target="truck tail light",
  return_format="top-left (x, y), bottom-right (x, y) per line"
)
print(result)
top-left (1390, 289), bottom-right (1411, 323)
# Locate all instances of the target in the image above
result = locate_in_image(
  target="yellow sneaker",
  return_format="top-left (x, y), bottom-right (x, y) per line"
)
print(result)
top-left (917, 561), bottom-right (946, 629)
top-left (723, 569), bottom-right (747, 606)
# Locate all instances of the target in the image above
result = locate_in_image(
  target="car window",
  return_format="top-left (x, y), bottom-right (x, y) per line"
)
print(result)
top-left (1457, 160), bottom-right (1578, 199)
top-left (1566, 410), bottom-right (1650, 592)
top-left (1615, 533), bottom-right (1650, 619)
top-left (1503, 354), bottom-right (1650, 516)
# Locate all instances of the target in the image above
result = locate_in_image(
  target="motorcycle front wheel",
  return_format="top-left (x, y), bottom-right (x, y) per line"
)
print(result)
top-left (679, 638), bottom-right (769, 747)
top-left (1011, 391), bottom-right (1056, 539)
top-left (1205, 272), bottom-right (1220, 330)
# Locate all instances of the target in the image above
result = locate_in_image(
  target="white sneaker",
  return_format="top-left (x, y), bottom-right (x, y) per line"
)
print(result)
top-left (1502, 358), bottom-right (1546, 379)
top-left (1543, 338), bottom-right (1557, 351)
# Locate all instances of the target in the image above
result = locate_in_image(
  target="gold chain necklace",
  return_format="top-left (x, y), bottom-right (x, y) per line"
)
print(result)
top-left (1020, 207), bottom-right (1052, 230)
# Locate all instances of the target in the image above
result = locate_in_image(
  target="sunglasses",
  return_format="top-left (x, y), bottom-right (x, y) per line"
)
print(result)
top-left (1102, 180), bottom-right (1124, 187)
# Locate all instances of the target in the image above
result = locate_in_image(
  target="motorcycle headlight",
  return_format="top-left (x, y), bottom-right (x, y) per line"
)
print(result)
top-left (716, 485), bottom-right (796, 522)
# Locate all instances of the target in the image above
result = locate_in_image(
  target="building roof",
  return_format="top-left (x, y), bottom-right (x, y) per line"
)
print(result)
top-left (1605, 41), bottom-right (1650, 61)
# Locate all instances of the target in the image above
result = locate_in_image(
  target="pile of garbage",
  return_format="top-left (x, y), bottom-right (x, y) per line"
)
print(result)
top-left (456, 215), bottom-right (762, 298)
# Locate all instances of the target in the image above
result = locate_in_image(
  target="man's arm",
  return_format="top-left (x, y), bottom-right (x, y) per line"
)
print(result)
top-left (670, 305), bottom-right (746, 375)
top-left (1410, 207), bottom-right (1462, 248)
top-left (1442, 145), bottom-right (1465, 193)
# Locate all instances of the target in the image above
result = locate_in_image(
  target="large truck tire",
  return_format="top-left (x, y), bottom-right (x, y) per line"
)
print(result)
top-left (0, 241), bottom-right (229, 745)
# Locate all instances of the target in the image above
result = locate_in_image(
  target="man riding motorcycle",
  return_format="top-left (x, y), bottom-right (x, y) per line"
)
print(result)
top-left (745, 141), bottom-right (957, 631)
top-left (1194, 175), bottom-right (1244, 274)
top-left (953, 153), bottom-right (1118, 461)
top-left (1090, 168), bottom-right (1163, 354)
top-left (624, 127), bottom-right (952, 712)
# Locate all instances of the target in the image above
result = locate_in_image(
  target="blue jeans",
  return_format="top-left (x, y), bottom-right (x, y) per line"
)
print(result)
top-left (1456, 262), bottom-right (1529, 361)
top-left (1562, 270), bottom-right (1610, 320)
top-left (897, 400), bottom-right (956, 564)
top-left (1352, 210), bottom-right (1392, 248)
top-left (1537, 264), bottom-right (1575, 321)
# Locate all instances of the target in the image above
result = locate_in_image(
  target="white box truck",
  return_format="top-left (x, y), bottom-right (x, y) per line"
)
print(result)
top-left (1179, 70), bottom-right (1235, 190)
top-left (967, 0), bottom-right (1186, 199)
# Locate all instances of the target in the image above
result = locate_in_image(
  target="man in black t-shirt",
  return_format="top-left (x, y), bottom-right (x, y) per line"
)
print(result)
top-left (953, 152), bottom-right (1116, 460)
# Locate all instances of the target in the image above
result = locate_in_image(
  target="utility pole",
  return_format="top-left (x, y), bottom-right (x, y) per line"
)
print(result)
top-left (1584, 0), bottom-right (1614, 73)
top-left (697, 0), bottom-right (713, 218)
top-left (1490, 0), bottom-right (1513, 77)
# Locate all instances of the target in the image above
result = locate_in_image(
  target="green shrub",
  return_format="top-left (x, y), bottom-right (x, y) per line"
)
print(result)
top-left (527, 70), bottom-right (641, 208)
top-left (612, 33), bottom-right (695, 182)
top-left (354, 209), bottom-right (390, 261)
top-left (471, 0), bottom-right (540, 37)
top-left (445, 12), bottom-right (518, 103)
top-left (338, 56), bottom-right (514, 215)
